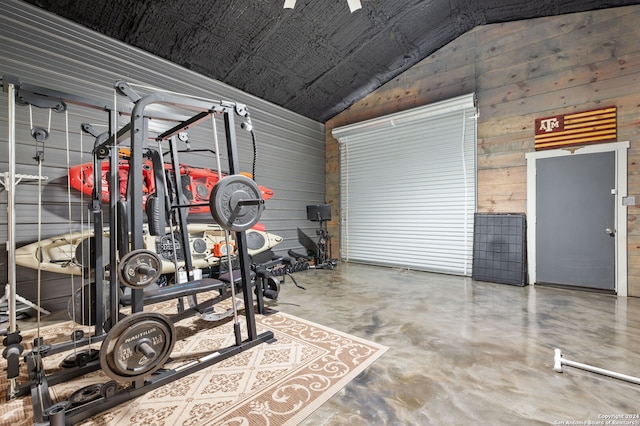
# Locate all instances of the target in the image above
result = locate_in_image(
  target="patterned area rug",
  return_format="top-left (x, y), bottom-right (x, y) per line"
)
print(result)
top-left (0, 297), bottom-right (388, 425)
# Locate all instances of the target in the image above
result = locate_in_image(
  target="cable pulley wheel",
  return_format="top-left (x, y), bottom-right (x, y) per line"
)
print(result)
top-left (99, 312), bottom-right (175, 382)
top-left (117, 249), bottom-right (162, 289)
top-left (101, 380), bottom-right (119, 399)
top-left (210, 174), bottom-right (265, 232)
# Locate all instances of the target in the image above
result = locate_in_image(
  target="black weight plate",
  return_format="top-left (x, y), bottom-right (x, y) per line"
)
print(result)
top-left (100, 312), bottom-right (175, 381)
top-left (210, 175), bottom-right (264, 232)
top-left (69, 383), bottom-right (103, 405)
top-left (60, 349), bottom-right (100, 368)
top-left (118, 249), bottom-right (163, 288)
top-left (112, 320), bottom-right (170, 376)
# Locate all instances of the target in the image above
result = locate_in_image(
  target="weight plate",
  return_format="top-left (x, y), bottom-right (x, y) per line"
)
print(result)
top-left (69, 383), bottom-right (103, 405)
top-left (100, 312), bottom-right (175, 382)
top-left (118, 249), bottom-right (163, 289)
top-left (60, 349), bottom-right (100, 368)
top-left (210, 175), bottom-right (264, 232)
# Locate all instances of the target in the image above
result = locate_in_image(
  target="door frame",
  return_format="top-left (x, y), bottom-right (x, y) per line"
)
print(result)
top-left (525, 141), bottom-right (629, 295)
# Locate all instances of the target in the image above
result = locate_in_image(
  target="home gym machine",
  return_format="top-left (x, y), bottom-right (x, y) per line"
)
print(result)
top-left (1, 75), bottom-right (275, 425)
top-left (289, 204), bottom-right (337, 269)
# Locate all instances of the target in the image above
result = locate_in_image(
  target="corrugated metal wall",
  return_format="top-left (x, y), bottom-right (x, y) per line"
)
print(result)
top-left (0, 0), bottom-right (326, 311)
top-left (333, 94), bottom-right (477, 275)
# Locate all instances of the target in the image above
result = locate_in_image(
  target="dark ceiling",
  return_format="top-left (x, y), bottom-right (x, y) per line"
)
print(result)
top-left (22, 0), bottom-right (640, 122)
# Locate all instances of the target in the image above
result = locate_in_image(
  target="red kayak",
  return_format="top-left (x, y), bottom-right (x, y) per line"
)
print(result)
top-left (69, 160), bottom-right (274, 215)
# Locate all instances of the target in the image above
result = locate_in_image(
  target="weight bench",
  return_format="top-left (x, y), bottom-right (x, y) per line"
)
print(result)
top-left (217, 269), bottom-right (255, 286)
top-left (120, 269), bottom-right (272, 316)
top-left (217, 269), bottom-right (274, 313)
top-left (120, 278), bottom-right (228, 306)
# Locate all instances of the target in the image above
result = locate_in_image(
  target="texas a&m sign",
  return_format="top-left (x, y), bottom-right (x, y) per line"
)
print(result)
top-left (534, 106), bottom-right (617, 150)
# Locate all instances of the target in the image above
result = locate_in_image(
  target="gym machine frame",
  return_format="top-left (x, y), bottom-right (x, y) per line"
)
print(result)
top-left (1, 76), bottom-right (273, 425)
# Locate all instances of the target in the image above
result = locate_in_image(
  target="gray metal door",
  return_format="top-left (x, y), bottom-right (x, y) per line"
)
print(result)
top-left (536, 151), bottom-right (615, 291)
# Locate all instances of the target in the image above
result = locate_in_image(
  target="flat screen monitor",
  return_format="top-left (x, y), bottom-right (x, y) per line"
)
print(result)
top-left (306, 204), bottom-right (331, 222)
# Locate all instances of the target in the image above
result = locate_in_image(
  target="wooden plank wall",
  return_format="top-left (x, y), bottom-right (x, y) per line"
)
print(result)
top-left (325, 5), bottom-right (640, 295)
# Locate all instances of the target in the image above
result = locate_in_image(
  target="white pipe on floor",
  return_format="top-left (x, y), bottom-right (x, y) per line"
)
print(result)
top-left (554, 348), bottom-right (640, 385)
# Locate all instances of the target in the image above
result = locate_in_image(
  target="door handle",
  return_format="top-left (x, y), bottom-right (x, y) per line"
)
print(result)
top-left (605, 228), bottom-right (616, 237)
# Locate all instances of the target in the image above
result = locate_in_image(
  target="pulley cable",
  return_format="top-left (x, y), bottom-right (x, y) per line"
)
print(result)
top-left (211, 113), bottom-right (241, 341)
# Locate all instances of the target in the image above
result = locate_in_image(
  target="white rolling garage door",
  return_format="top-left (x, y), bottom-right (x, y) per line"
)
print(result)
top-left (332, 94), bottom-right (477, 275)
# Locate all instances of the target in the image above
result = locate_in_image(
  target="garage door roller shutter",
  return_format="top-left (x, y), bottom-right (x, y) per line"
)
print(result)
top-left (332, 94), bottom-right (477, 275)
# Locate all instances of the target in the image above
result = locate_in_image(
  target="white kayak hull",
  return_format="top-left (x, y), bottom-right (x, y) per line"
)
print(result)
top-left (15, 223), bottom-right (283, 276)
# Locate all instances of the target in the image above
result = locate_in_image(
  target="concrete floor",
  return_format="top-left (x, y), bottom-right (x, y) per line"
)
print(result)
top-left (10, 262), bottom-right (640, 425)
top-left (267, 262), bottom-right (640, 426)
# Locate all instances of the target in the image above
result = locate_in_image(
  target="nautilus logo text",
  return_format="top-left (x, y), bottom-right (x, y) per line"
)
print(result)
top-left (124, 327), bottom-right (157, 344)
